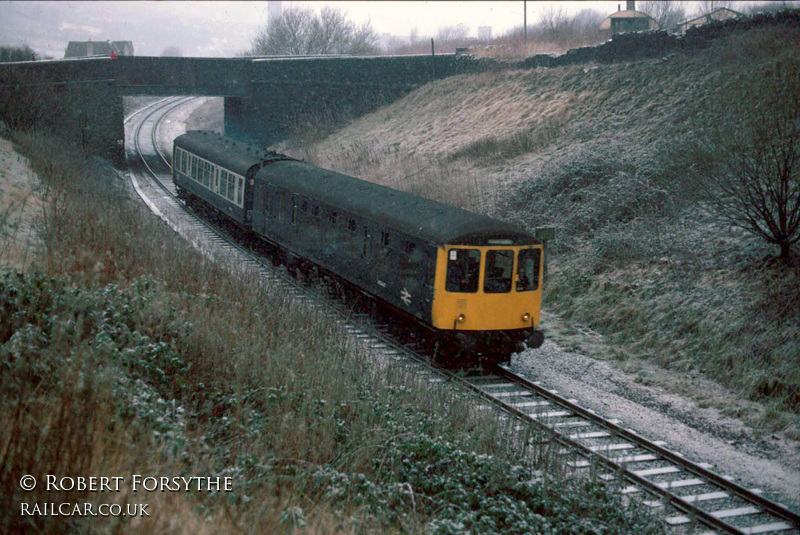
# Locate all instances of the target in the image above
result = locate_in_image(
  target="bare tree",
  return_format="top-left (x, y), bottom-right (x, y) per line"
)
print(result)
top-left (436, 24), bottom-right (470, 43)
top-left (571, 9), bottom-right (605, 41)
top-left (693, 60), bottom-right (800, 260)
top-left (249, 6), bottom-right (378, 56)
top-left (537, 6), bottom-right (571, 43)
top-left (640, 1), bottom-right (687, 31)
top-left (533, 7), bottom-right (604, 48)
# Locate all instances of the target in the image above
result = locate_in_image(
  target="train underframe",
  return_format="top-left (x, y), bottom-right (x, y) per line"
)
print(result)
top-left (178, 186), bottom-right (539, 367)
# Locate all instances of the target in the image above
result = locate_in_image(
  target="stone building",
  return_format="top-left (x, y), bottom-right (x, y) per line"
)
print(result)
top-left (599, 1), bottom-right (658, 39)
top-left (677, 8), bottom-right (744, 34)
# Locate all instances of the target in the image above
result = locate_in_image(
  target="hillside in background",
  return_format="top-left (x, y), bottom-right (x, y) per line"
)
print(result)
top-left (280, 21), bottom-right (800, 434)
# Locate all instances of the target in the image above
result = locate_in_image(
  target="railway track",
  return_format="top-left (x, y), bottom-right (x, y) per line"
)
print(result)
top-left (125, 98), bottom-right (800, 535)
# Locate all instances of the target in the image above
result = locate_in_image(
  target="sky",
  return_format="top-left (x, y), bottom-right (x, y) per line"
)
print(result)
top-left (0, 1), bottom-right (764, 59)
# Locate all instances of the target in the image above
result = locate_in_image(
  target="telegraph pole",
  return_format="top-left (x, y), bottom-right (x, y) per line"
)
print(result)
top-left (524, 0), bottom-right (527, 44)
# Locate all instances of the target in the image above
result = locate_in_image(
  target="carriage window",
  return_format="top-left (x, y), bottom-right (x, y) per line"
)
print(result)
top-left (191, 156), bottom-right (198, 180)
top-left (237, 177), bottom-right (244, 205)
top-left (446, 249), bottom-right (480, 293)
top-left (362, 227), bottom-right (371, 258)
top-left (347, 218), bottom-right (357, 233)
top-left (398, 242), bottom-right (422, 279)
top-left (484, 250), bottom-right (513, 294)
top-left (516, 248), bottom-right (541, 292)
top-left (329, 211), bottom-right (338, 226)
top-left (377, 231), bottom-right (391, 264)
top-left (263, 188), bottom-right (271, 218)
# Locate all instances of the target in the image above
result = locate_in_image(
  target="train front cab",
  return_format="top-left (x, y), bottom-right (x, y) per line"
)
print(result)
top-left (431, 243), bottom-right (544, 358)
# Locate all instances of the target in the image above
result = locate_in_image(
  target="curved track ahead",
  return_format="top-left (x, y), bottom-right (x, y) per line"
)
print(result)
top-left (125, 98), bottom-right (800, 535)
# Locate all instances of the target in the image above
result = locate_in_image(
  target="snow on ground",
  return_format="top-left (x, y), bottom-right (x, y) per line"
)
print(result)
top-left (0, 136), bottom-right (42, 272)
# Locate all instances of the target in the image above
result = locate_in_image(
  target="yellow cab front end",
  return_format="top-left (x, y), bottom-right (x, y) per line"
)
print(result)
top-left (431, 241), bottom-right (544, 354)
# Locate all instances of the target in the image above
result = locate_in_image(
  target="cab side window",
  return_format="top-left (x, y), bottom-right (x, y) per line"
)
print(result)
top-left (516, 248), bottom-right (541, 292)
top-left (446, 249), bottom-right (480, 293)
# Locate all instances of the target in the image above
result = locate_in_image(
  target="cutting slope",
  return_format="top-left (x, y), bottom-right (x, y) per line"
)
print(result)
top-left (282, 22), bottom-right (800, 435)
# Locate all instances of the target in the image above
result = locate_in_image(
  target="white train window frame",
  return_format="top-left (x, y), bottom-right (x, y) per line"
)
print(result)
top-left (175, 147), bottom-right (245, 209)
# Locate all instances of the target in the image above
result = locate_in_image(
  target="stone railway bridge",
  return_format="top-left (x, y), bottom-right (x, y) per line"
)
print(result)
top-left (0, 54), bottom-right (474, 164)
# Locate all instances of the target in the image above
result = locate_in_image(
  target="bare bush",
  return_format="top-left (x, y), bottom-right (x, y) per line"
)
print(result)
top-left (249, 6), bottom-right (379, 56)
top-left (640, 1), bottom-right (687, 31)
top-left (693, 58), bottom-right (800, 260)
top-left (436, 23), bottom-right (469, 43)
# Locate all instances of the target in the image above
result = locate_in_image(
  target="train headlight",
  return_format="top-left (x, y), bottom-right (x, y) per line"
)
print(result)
top-left (522, 312), bottom-right (531, 323)
top-left (456, 314), bottom-right (466, 323)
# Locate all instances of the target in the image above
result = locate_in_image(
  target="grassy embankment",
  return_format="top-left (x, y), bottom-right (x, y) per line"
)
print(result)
top-left (290, 23), bottom-right (800, 435)
top-left (0, 128), bottom-right (661, 533)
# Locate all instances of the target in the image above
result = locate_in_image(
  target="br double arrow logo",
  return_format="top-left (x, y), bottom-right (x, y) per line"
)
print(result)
top-left (400, 288), bottom-right (412, 306)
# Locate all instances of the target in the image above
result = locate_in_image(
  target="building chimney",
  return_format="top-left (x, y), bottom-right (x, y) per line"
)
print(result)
top-left (627, 1), bottom-right (636, 10)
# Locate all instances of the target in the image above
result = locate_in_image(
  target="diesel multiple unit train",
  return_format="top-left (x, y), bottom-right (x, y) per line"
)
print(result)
top-left (172, 130), bottom-right (547, 363)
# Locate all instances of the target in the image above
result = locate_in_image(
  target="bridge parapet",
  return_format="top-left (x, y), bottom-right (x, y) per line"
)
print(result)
top-left (114, 57), bottom-right (251, 96)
